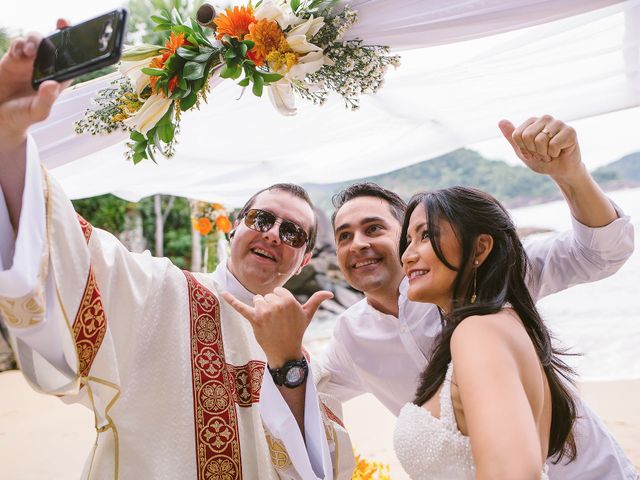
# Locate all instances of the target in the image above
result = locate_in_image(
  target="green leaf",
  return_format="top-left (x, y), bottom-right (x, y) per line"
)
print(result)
top-left (239, 43), bottom-right (248, 57)
top-left (178, 76), bottom-right (188, 90)
top-left (132, 151), bottom-right (146, 164)
top-left (180, 91), bottom-right (198, 111)
top-left (191, 19), bottom-right (205, 36)
top-left (157, 122), bottom-right (175, 143)
top-left (252, 74), bottom-right (264, 97)
top-left (224, 49), bottom-right (237, 60)
top-left (176, 47), bottom-right (199, 60)
top-left (242, 40), bottom-right (255, 50)
top-left (133, 141), bottom-right (147, 153)
top-left (146, 146), bottom-right (158, 164)
top-left (170, 84), bottom-right (191, 100)
top-left (171, 8), bottom-right (183, 25)
top-left (192, 50), bottom-right (215, 62)
top-left (141, 67), bottom-right (166, 76)
top-left (220, 64), bottom-right (241, 79)
top-left (130, 131), bottom-right (146, 142)
top-left (164, 54), bottom-right (183, 73)
top-left (238, 77), bottom-right (250, 87)
top-left (153, 24), bottom-right (172, 32)
top-left (291, 0), bottom-right (301, 13)
top-left (183, 61), bottom-right (205, 80)
top-left (260, 72), bottom-right (284, 83)
top-left (150, 15), bottom-right (167, 25)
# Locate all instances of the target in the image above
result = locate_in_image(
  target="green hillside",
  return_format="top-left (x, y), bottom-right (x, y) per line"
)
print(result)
top-left (306, 149), bottom-right (640, 214)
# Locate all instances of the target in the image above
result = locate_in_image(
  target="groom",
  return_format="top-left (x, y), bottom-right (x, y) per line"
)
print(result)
top-left (317, 116), bottom-right (637, 478)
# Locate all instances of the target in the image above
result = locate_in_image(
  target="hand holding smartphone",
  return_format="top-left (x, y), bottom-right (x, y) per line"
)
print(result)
top-left (32, 9), bottom-right (128, 89)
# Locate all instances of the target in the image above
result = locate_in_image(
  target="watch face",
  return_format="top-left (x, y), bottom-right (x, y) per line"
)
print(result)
top-left (285, 366), bottom-right (304, 385)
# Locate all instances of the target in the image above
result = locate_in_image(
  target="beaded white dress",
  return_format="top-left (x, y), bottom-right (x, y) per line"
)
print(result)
top-left (394, 363), bottom-right (550, 479)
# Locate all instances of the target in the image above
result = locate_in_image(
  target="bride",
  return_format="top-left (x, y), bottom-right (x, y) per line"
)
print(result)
top-left (394, 186), bottom-right (577, 479)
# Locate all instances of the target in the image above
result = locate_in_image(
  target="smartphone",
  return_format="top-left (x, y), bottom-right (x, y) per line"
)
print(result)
top-left (32, 9), bottom-right (128, 89)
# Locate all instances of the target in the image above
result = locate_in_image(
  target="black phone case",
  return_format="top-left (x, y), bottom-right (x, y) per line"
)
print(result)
top-left (31, 9), bottom-right (128, 90)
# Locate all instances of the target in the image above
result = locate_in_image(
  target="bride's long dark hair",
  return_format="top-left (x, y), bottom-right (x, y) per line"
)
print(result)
top-left (399, 186), bottom-right (577, 463)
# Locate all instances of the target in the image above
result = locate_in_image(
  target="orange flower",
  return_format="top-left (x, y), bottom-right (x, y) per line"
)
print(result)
top-left (163, 31), bottom-right (189, 57)
top-left (148, 55), bottom-right (165, 93)
top-left (197, 217), bottom-right (213, 235)
top-left (146, 32), bottom-right (189, 95)
top-left (168, 76), bottom-right (178, 93)
top-left (246, 19), bottom-right (291, 67)
top-left (211, 203), bottom-right (224, 210)
top-left (216, 216), bottom-right (232, 234)
top-left (214, 6), bottom-right (256, 40)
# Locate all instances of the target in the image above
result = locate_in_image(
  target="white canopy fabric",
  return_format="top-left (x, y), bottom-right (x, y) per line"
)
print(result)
top-left (30, 0), bottom-right (640, 205)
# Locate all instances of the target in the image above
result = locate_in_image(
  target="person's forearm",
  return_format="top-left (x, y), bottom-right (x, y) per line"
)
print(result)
top-left (0, 138), bottom-right (28, 232)
top-left (553, 164), bottom-right (617, 228)
top-left (279, 383), bottom-right (306, 438)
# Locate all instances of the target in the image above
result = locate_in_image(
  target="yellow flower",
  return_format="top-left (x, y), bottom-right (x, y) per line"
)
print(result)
top-left (352, 453), bottom-right (391, 480)
top-left (247, 18), bottom-right (298, 70)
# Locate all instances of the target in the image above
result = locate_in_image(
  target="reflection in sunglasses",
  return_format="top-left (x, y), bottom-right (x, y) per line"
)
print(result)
top-left (243, 209), bottom-right (309, 249)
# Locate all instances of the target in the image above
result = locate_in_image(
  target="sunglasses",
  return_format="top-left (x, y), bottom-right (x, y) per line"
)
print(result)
top-left (243, 209), bottom-right (309, 249)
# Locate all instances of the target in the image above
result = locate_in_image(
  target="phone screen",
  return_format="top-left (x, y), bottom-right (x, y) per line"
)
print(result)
top-left (33, 10), bottom-right (123, 84)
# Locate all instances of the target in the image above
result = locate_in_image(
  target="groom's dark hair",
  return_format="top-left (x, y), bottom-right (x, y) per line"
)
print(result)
top-left (331, 182), bottom-right (407, 229)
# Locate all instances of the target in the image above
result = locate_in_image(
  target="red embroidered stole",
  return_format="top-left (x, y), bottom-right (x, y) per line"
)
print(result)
top-left (74, 215), bottom-right (107, 377)
top-left (183, 271), bottom-right (265, 480)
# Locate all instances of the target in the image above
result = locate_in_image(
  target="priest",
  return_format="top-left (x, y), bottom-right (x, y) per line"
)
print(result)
top-left (0, 26), bottom-right (354, 480)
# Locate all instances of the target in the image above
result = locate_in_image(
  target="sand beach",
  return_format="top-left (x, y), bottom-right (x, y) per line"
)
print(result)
top-left (0, 369), bottom-right (637, 479)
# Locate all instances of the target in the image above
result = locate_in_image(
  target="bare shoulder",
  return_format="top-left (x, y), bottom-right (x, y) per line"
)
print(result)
top-left (451, 311), bottom-right (519, 343)
top-left (451, 311), bottom-right (524, 364)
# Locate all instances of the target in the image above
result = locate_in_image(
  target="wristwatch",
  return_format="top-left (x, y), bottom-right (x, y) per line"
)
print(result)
top-left (268, 357), bottom-right (308, 388)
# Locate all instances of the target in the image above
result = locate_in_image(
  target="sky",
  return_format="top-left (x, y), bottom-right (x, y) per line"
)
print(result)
top-left (3, 1), bottom-right (639, 170)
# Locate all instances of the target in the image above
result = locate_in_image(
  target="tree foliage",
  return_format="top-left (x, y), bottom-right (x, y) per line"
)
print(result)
top-left (72, 194), bottom-right (193, 269)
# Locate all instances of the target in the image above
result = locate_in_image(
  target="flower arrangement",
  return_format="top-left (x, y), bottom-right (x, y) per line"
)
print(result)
top-left (76, 0), bottom-right (400, 163)
top-left (192, 201), bottom-right (233, 236)
top-left (352, 452), bottom-right (392, 479)
top-left (191, 200), bottom-right (233, 271)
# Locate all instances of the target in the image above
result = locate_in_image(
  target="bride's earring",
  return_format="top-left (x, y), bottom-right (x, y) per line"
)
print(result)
top-left (470, 260), bottom-right (479, 304)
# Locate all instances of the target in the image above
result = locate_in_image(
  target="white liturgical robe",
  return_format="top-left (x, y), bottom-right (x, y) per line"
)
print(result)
top-left (0, 137), bottom-right (355, 480)
top-left (317, 206), bottom-right (637, 479)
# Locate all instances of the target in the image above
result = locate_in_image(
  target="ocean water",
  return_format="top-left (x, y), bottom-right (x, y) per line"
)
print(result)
top-left (510, 187), bottom-right (640, 381)
top-left (305, 188), bottom-right (640, 382)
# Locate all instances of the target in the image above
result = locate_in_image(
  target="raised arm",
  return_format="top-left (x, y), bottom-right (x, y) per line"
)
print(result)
top-left (0, 22), bottom-right (68, 230)
top-left (499, 115), bottom-right (633, 299)
top-left (500, 115), bottom-right (616, 227)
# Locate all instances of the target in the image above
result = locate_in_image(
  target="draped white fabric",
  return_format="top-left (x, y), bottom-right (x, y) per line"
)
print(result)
top-left (29, 0), bottom-right (640, 204)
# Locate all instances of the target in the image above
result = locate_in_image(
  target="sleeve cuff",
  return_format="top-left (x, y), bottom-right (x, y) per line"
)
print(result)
top-left (570, 200), bottom-right (631, 251)
top-left (259, 369), bottom-right (331, 479)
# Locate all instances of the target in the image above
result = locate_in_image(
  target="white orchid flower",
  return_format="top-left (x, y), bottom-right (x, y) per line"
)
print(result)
top-left (287, 50), bottom-right (329, 80)
top-left (119, 57), bottom-right (158, 96)
top-left (287, 16), bottom-right (324, 39)
top-left (287, 33), bottom-right (322, 54)
top-left (267, 80), bottom-right (297, 116)
top-left (254, 0), bottom-right (297, 29)
top-left (123, 94), bottom-right (172, 136)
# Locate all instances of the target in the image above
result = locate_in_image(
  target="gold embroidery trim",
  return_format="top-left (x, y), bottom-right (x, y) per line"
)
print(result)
top-left (265, 433), bottom-right (293, 471)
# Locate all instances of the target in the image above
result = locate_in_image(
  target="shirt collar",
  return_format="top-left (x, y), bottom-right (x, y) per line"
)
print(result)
top-left (212, 260), bottom-right (255, 306)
